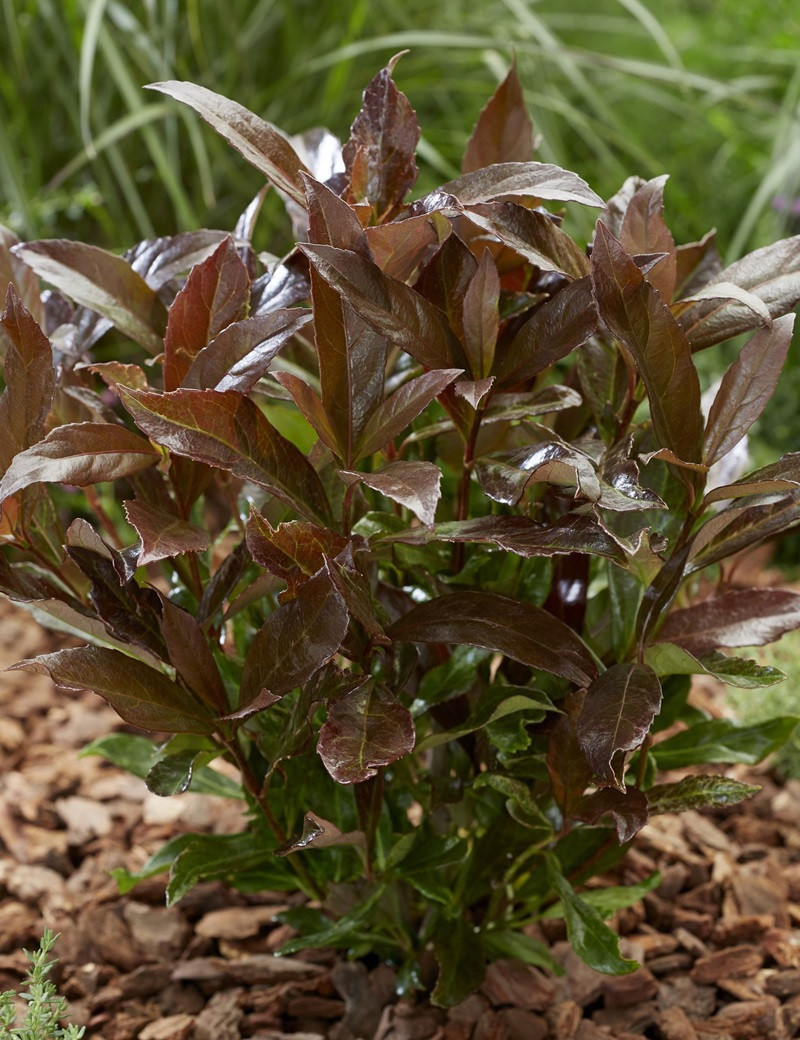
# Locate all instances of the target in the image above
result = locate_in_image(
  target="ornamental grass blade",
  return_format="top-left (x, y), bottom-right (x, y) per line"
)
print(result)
top-left (12, 239), bottom-right (166, 353)
top-left (239, 563), bottom-right (349, 707)
top-left (317, 681), bottom-right (415, 783)
top-left (340, 460), bottom-right (442, 527)
top-left (703, 314), bottom-right (795, 465)
top-left (147, 81), bottom-right (310, 207)
top-left (0, 285), bottom-right (55, 465)
top-left (10, 647), bottom-right (216, 734)
top-left (301, 243), bottom-right (465, 370)
top-left (577, 663), bottom-right (662, 788)
top-left (163, 236), bottom-right (249, 390)
top-left (342, 55), bottom-right (420, 218)
top-left (120, 388), bottom-right (332, 525)
top-left (462, 58), bottom-right (534, 172)
top-left (388, 590), bottom-right (598, 687)
top-left (591, 222), bottom-right (702, 464)
top-left (659, 587), bottom-right (800, 653)
top-left (0, 423), bottom-right (158, 507)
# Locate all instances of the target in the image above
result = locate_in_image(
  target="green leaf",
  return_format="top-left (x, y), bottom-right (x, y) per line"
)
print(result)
top-left (110, 833), bottom-right (199, 894)
top-left (481, 930), bottom-right (560, 974)
top-left (541, 871), bottom-right (661, 921)
top-left (591, 222), bottom-right (702, 465)
top-left (120, 388), bottom-right (332, 525)
top-left (147, 81), bottom-right (310, 207)
top-left (240, 563), bottom-right (350, 706)
top-left (12, 239), bottom-right (166, 352)
top-left (168, 829), bottom-right (293, 905)
top-left (645, 642), bottom-right (785, 688)
top-left (474, 773), bottom-right (552, 836)
top-left (0, 423), bottom-right (158, 507)
top-left (544, 854), bottom-right (638, 975)
top-left (651, 716), bottom-right (799, 769)
top-left (11, 647), bottom-right (216, 734)
top-left (431, 916), bottom-right (486, 1008)
top-left (146, 749), bottom-right (203, 796)
top-left (462, 59), bottom-right (534, 172)
top-left (317, 681), bottom-right (416, 783)
top-left (703, 315), bottom-right (795, 465)
top-left (418, 686), bottom-right (555, 751)
top-left (389, 590), bottom-right (599, 687)
top-left (647, 775), bottom-right (760, 815)
top-left (163, 236), bottom-right (249, 390)
top-left (277, 886), bottom-right (386, 954)
top-left (577, 663), bottom-right (662, 788)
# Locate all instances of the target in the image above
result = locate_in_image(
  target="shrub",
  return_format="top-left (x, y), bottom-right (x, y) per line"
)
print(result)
top-left (1, 60), bottom-right (799, 1003)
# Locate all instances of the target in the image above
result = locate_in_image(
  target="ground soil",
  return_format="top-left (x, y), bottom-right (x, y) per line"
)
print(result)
top-left (1, 596), bottom-right (799, 1040)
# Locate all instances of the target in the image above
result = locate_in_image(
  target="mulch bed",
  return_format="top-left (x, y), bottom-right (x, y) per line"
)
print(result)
top-left (1, 596), bottom-right (799, 1040)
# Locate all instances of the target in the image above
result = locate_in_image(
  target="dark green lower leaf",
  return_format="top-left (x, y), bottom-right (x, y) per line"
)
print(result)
top-left (431, 916), bottom-right (486, 1007)
top-left (650, 716), bottom-right (799, 770)
top-left (647, 775), bottom-right (761, 815)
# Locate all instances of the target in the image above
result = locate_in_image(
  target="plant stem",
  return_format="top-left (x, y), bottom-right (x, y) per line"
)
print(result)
top-left (452, 404), bottom-right (486, 571)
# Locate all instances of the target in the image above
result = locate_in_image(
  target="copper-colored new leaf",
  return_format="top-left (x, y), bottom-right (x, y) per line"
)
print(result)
top-left (577, 663), bottom-right (662, 788)
top-left (246, 510), bottom-right (350, 587)
top-left (12, 239), bottom-right (166, 352)
top-left (461, 249), bottom-right (500, 379)
top-left (462, 60), bottom-right (534, 172)
top-left (159, 596), bottom-right (228, 713)
top-left (575, 787), bottom-right (649, 843)
top-left (415, 233), bottom-right (478, 344)
top-left (675, 233), bottom-right (800, 350)
top-left (301, 243), bottom-right (465, 370)
top-left (239, 563), bottom-right (349, 706)
top-left (660, 587), bottom-right (800, 653)
top-left (703, 314), bottom-right (795, 465)
top-left (10, 646), bottom-right (216, 734)
top-left (591, 223), bottom-right (702, 464)
top-left (128, 230), bottom-right (230, 291)
top-left (617, 175), bottom-right (677, 301)
top-left (1, 224), bottom-right (42, 321)
top-left (437, 161), bottom-right (604, 208)
top-left (546, 713), bottom-right (593, 819)
top-left (465, 203), bottom-right (590, 280)
top-left (183, 308), bottom-right (312, 392)
top-left (0, 423), bottom-right (158, 506)
top-left (494, 275), bottom-right (597, 387)
top-left (0, 285), bottom-right (55, 465)
top-left (340, 461), bottom-right (442, 527)
top-left (120, 388), bottom-right (332, 525)
top-left (342, 57), bottom-right (420, 218)
top-left (388, 590), bottom-right (598, 687)
top-left (271, 371), bottom-right (339, 456)
top-left (673, 229), bottom-right (723, 299)
top-left (123, 498), bottom-right (210, 566)
top-left (357, 368), bottom-right (463, 459)
top-left (688, 492), bottom-right (800, 572)
top-left (365, 213), bottom-right (448, 280)
top-left (163, 236), bottom-right (249, 390)
top-left (317, 681), bottom-right (415, 783)
top-left (147, 81), bottom-right (310, 207)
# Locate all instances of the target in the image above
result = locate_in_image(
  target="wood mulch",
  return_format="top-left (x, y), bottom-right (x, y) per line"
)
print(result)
top-left (1, 596), bottom-right (800, 1040)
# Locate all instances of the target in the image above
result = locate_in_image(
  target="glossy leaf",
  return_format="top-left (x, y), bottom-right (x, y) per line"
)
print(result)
top-left (591, 222), bottom-right (702, 464)
top-left (461, 248), bottom-right (500, 378)
top-left (277, 811), bottom-right (366, 856)
top-left (388, 590), bottom-right (598, 687)
top-left (123, 498), bottom-right (209, 566)
top-left (163, 236), bottom-right (249, 390)
top-left (245, 511), bottom-right (351, 588)
top-left (462, 59), bottom-right (534, 171)
top-left (11, 647), bottom-right (216, 734)
top-left (130, 229), bottom-right (230, 290)
top-left (239, 563), bottom-right (349, 706)
top-left (466, 202), bottom-right (590, 280)
top-left (0, 423), bottom-right (158, 507)
top-left (703, 314), bottom-right (795, 465)
top-left (317, 681), bottom-right (415, 783)
top-left (659, 587), bottom-right (800, 653)
top-left (475, 441), bottom-right (600, 506)
top-left (0, 223), bottom-right (42, 320)
top-left (617, 175), bottom-right (677, 301)
top-left (577, 663), bottom-right (662, 788)
top-left (301, 243), bottom-right (465, 370)
top-left (12, 239), bottom-right (166, 352)
top-left (365, 212), bottom-right (447, 280)
top-left (575, 787), bottom-right (649, 843)
top-left (0, 285), bottom-right (55, 466)
top-left (644, 642), bottom-right (785, 688)
top-left (358, 367), bottom-right (462, 459)
top-left (431, 916), bottom-right (486, 1007)
top-left (415, 233), bottom-right (478, 344)
top-left (544, 855), bottom-right (637, 975)
top-left (419, 685), bottom-right (556, 751)
top-left (651, 716), bottom-right (798, 770)
top-left (688, 492), bottom-right (800, 572)
top-left (494, 276), bottom-right (597, 387)
top-left (147, 80), bottom-right (310, 206)
top-left (159, 596), bottom-right (228, 713)
top-left (438, 161), bottom-right (604, 208)
top-left (542, 872), bottom-right (661, 920)
top-left (340, 461), bottom-right (442, 527)
top-left (342, 57), bottom-right (420, 217)
top-left (675, 233), bottom-right (800, 350)
top-left (674, 229), bottom-right (722, 298)
top-left (647, 775), bottom-right (760, 816)
top-left (120, 388), bottom-right (332, 525)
